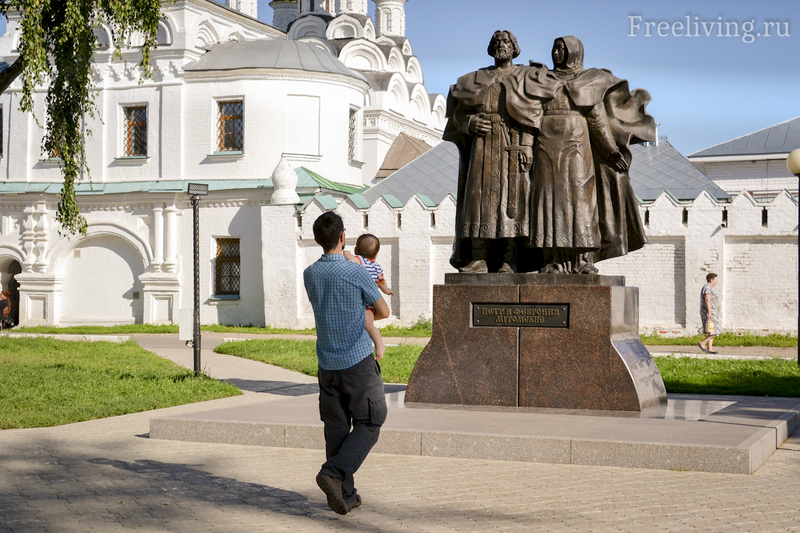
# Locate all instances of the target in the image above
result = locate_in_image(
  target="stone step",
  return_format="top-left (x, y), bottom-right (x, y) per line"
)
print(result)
top-left (150, 388), bottom-right (800, 475)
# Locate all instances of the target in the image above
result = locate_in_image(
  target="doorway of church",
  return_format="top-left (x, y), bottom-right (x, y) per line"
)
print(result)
top-left (0, 258), bottom-right (21, 327)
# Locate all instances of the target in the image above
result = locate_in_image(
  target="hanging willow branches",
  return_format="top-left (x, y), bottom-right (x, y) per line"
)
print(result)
top-left (0, 0), bottom-right (164, 234)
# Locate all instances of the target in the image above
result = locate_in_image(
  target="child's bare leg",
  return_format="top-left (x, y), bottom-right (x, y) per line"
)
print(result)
top-left (365, 310), bottom-right (385, 360)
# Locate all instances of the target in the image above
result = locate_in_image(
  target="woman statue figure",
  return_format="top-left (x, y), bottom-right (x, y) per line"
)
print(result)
top-left (525, 36), bottom-right (655, 273)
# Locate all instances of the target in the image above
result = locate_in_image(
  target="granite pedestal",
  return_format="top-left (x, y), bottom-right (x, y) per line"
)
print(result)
top-left (405, 274), bottom-right (667, 411)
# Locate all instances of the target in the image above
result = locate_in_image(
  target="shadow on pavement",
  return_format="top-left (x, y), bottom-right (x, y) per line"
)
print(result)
top-left (222, 379), bottom-right (319, 396)
top-left (87, 458), bottom-right (317, 516)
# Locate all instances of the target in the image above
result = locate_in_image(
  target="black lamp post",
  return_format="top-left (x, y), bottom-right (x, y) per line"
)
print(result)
top-left (787, 150), bottom-right (800, 366)
top-left (187, 183), bottom-right (209, 376)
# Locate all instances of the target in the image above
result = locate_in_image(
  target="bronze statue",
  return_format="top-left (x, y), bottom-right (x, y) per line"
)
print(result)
top-left (444, 30), bottom-right (544, 273)
top-left (445, 32), bottom-right (655, 275)
top-left (523, 36), bottom-right (655, 273)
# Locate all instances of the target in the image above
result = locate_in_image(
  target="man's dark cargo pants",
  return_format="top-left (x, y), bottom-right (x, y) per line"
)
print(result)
top-left (317, 354), bottom-right (387, 503)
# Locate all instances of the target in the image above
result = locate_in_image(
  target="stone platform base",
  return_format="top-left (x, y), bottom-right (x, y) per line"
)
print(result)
top-left (149, 391), bottom-right (800, 475)
top-left (405, 274), bottom-right (667, 411)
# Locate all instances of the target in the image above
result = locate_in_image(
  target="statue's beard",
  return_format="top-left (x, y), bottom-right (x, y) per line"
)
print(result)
top-left (494, 48), bottom-right (511, 61)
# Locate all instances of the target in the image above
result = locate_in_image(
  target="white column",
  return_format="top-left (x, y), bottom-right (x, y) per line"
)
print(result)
top-left (21, 206), bottom-right (36, 273)
top-left (152, 205), bottom-right (164, 272)
top-left (163, 204), bottom-right (179, 273)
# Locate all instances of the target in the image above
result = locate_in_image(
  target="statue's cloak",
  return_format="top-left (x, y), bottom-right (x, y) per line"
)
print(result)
top-left (521, 36), bottom-right (656, 262)
top-left (443, 64), bottom-right (546, 269)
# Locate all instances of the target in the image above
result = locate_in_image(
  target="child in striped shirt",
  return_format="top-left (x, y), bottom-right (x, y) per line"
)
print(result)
top-left (344, 234), bottom-right (394, 360)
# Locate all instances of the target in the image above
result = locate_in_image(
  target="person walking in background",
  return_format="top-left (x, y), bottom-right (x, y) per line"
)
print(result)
top-left (303, 212), bottom-right (390, 515)
top-left (698, 273), bottom-right (721, 354)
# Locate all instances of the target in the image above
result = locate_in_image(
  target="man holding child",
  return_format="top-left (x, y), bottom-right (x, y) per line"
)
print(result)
top-left (303, 211), bottom-right (390, 515)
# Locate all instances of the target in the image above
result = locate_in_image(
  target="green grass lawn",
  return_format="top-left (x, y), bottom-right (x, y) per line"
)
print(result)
top-left (641, 332), bottom-right (797, 347)
top-left (0, 337), bottom-right (241, 429)
top-left (11, 324), bottom-right (797, 347)
top-left (11, 324), bottom-right (318, 336)
top-left (215, 339), bottom-right (800, 397)
top-left (656, 356), bottom-right (800, 396)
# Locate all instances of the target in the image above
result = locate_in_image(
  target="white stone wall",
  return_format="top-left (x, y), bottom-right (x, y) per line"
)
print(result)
top-left (724, 237), bottom-right (798, 333)
top-left (286, 189), bottom-right (797, 334)
top-left (596, 190), bottom-right (798, 335)
top-left (180, 74), bottom-right (368, 187)
top-left (177, 197), bottom-right (268, 327)
top-left (600, 237), bottom-right (687, 330)
top-left (290, 194), bottom-right (458, 328)
top-left (0, 188), bottom-right (795, 333)
top-left (692, 159), bottom-right (798, 195)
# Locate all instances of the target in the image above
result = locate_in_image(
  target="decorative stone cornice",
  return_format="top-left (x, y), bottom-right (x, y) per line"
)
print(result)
top-left (182, 69), bottom-right (371, 92)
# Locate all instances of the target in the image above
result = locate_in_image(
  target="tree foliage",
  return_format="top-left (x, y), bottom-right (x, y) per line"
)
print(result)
top-left (0, 1), bottom-right (165, 234)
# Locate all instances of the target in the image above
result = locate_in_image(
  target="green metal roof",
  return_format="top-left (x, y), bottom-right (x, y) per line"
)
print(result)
top-left (381, 194), bottom-right (403, 208)
top-left (415, 194), bottom-right (436, 207)
top-left (314, 194), bottom-right (340, 210)
top-left (295, 167), bottom-right (368, 195)
top-left (346, 193), bottom-right (371, 209)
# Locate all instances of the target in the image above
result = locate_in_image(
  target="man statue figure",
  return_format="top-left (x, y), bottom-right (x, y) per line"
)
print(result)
top-left (444, 30), bottom-right (544, 274)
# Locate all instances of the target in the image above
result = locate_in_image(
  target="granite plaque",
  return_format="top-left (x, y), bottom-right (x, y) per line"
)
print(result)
top-left (473, 304), bottom-right (569, 328)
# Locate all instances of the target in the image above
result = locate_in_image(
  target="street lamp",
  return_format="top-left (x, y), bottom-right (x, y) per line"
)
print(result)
top-left (787, 150), bottom-right (800, 366)
top-left (187, 183), bottom-right (209, 376)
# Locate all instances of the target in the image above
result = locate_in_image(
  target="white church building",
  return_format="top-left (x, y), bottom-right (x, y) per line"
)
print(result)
top-left (0, 0), bottom-right (796, 335)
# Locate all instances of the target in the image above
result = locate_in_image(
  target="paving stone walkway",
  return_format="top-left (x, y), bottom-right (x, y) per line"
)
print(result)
top-left (1, 334), bottom-right (799, 532)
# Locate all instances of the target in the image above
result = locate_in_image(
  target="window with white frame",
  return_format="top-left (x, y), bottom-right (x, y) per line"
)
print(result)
top-left (123, 105), bottom-right (147, 156)
top-left (217, 100), bottom-right (244, 152)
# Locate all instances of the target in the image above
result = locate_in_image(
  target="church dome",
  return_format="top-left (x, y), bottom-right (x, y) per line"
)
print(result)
top-left (185, 38), bottom-right (367, 82)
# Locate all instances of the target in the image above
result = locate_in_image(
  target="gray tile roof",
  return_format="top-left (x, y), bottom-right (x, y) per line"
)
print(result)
top-left (689, 117), bottom-right (800, 158)
top-left (363, 140), bottom-right (728, 205)
top-left (630, 142), bottom-right (730, 201)
top-left (362, 141), bottom-right (459, 205)
top-left (185, 39), bottom-right (367, 82)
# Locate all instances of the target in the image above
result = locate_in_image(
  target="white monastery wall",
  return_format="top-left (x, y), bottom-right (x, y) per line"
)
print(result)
top-left (599, 238), bottom-right (687, 330)
top-left (695, 159), bottom-right (798, 194)
top-left (0, 186), bottom-right (796, 334)
top-left (58, 235), bottom-right (146, 325)
top-left (178, 197), bottom-right (268, 327)
top-left (595, 190), bottom-right (798, 335)
top-left (0, 190), bottom-right (798, 334)
top-left (181, 76), bottom-right (368, 186)
top-left (724, 237), bottom-right (798, 332)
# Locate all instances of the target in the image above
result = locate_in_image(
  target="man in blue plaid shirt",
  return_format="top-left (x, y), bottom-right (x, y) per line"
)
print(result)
top-left (303, 211), bottom-right (389, 515)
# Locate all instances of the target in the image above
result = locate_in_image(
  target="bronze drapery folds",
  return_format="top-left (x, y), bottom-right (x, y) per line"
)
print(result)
top-left (445, 33), bottom-right (655, 274)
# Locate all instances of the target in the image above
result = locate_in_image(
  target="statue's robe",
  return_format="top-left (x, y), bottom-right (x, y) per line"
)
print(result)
top-left (443, 64), bottom-right (544, 270)
top-left (521, 36), bottom-right (656, 265)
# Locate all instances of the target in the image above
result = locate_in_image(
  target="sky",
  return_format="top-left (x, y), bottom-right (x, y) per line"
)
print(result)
top-left (2, 0), bottom-right (798, 156)
top-left (393, 0), bottom-right (800, 156)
